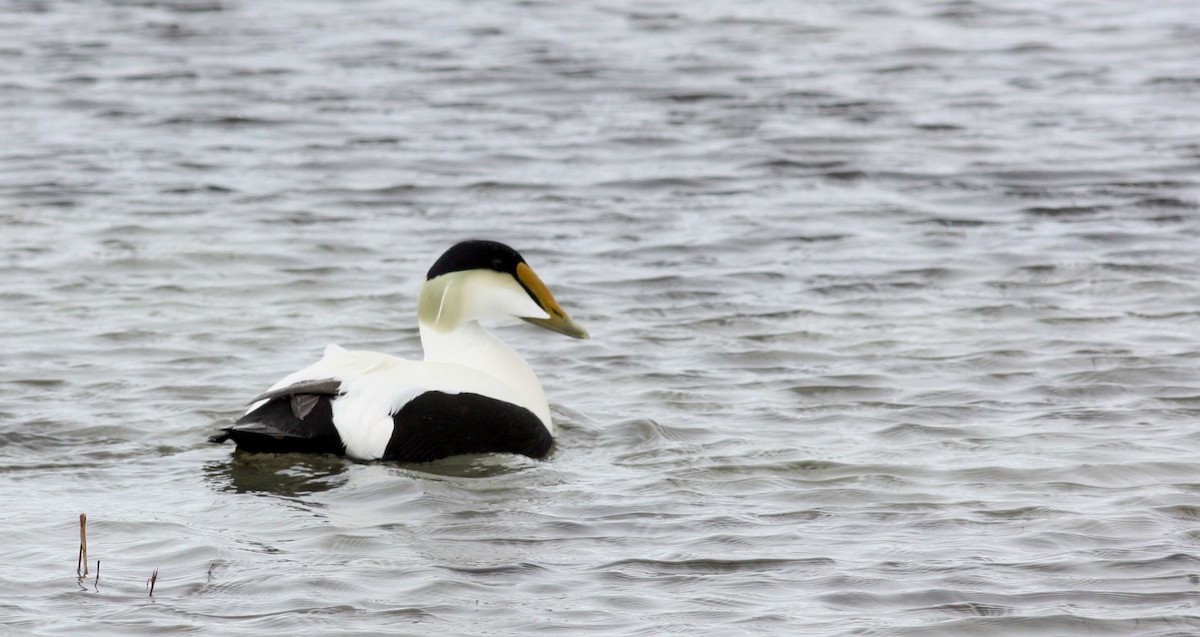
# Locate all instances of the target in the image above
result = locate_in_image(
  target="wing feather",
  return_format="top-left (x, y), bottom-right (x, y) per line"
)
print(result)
top-left (211, 378), bottom-right (345, 455)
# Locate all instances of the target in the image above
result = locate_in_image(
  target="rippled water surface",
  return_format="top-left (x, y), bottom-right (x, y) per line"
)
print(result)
top-left (4, 0), bottom-right (1200, 634)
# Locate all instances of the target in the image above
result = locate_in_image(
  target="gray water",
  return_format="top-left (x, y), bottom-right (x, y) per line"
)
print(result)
top-left (3, 0), bottom-right (1200, 634)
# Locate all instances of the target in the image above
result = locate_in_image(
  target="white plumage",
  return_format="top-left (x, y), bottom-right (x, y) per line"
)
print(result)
top-left (212, 240), bottom-right (588, 462)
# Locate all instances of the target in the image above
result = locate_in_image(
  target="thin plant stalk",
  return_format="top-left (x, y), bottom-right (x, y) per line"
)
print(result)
top-left (77, 514), bottom-right (88, 577)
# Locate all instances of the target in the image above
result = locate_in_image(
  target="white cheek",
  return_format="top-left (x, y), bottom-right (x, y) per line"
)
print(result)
top-left (466, 273), bottom-right (550, 320)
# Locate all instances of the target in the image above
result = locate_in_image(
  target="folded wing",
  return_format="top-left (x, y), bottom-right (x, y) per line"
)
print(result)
top-left (209, 378), bottom-right (345, 455)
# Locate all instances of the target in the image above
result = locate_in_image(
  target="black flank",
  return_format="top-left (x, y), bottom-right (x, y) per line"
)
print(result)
top-left (384, 391), bottom-right (552, 462)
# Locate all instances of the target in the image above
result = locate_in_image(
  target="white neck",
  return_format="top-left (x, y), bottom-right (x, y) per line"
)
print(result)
top-left (419, 320), bottom-right (552, 430)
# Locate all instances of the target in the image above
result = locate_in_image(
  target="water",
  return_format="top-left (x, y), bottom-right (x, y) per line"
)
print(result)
top-left (3, 0), bottom-right (1200, 634)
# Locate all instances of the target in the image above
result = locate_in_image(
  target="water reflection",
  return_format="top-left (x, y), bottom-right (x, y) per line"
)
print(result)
top-left (203, 452), bottom-right (350, 497)
top-left (203, 449), bottom-right (542, 497)
top-left (394, 453), bottom-right (544, 479)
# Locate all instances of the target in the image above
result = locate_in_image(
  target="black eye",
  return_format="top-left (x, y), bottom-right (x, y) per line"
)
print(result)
top-left (492, 258), bottom-right (505, 271)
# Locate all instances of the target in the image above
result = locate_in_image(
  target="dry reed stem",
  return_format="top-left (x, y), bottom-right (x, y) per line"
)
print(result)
top-left (77, 513), bottom-right (88, 577)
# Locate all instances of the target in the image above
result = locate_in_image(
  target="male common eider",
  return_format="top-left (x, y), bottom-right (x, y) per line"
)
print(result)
top-left (210, 240), bottom-right (588, 462)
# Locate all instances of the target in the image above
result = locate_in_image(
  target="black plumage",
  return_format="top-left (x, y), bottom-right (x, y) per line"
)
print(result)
top-left (211, 381), bottom-right (552, 462)
top-left (383, 391), bottom-right (552, 462)
top-left (209, 379), bottom-right (345, 455)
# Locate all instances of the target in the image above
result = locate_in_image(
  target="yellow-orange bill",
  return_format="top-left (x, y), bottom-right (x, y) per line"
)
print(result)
top-left (516, 262), bottom-right (590, 339)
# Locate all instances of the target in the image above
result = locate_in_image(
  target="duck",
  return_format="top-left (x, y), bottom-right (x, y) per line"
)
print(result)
top-left (210, 240), bottom-right (589, 462)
